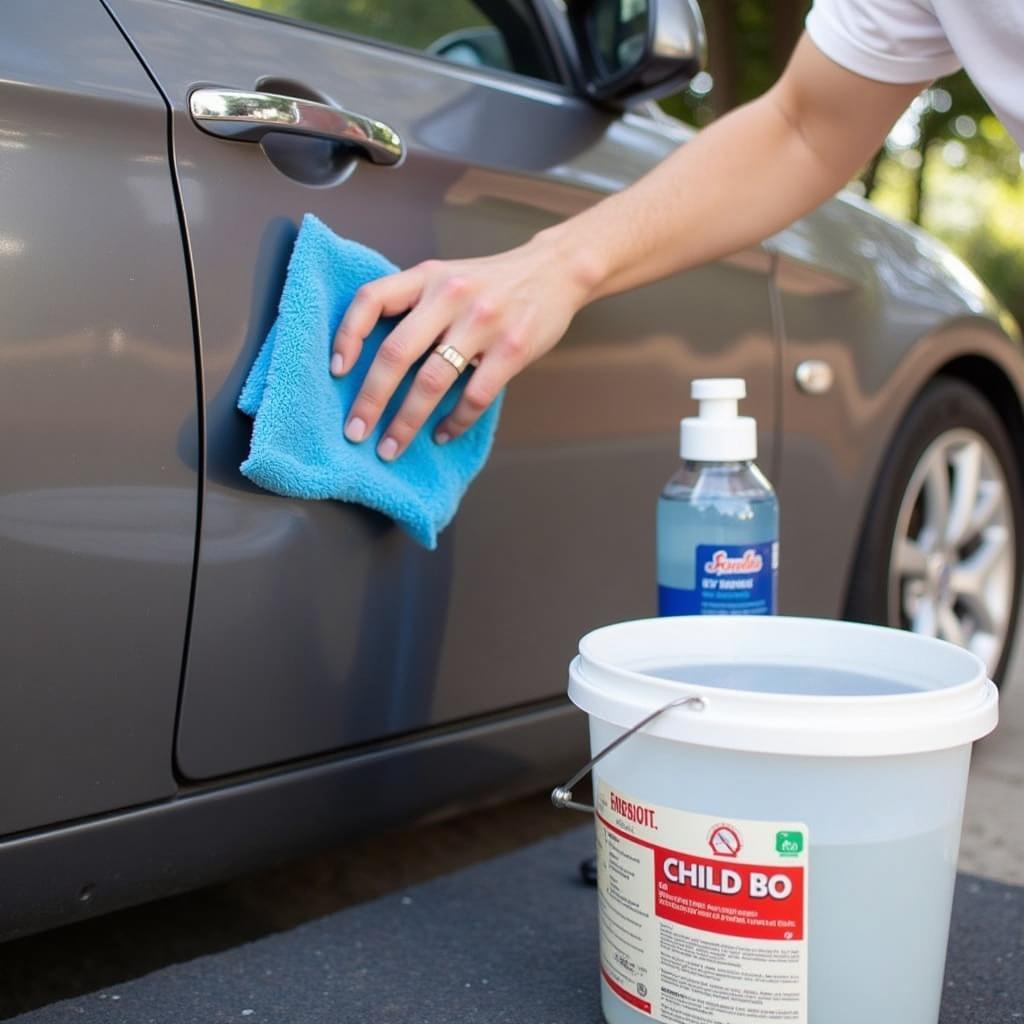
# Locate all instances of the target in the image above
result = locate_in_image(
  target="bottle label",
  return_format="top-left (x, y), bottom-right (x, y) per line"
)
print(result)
top-left (596, 780), bottom-right (808, 1023)
top-left (659, 541), bottom-right (778, 616)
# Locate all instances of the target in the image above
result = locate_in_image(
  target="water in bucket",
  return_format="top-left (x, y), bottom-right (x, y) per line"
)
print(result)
top-left (650, 662), bottom-right (920, 696)
top-left (567, 616), bottom-right (997, 1024)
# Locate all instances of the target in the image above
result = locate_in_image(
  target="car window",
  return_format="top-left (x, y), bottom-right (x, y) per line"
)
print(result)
top-left (221, 0), bottom-right (560, 83)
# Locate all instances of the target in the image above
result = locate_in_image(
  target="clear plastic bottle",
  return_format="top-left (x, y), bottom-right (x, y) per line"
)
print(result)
top-left (657, 379), bottom-right (779, 616)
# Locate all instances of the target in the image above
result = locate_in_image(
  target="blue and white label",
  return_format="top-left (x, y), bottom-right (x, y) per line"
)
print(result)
top-left (659, 541), bottom-right (778, 616)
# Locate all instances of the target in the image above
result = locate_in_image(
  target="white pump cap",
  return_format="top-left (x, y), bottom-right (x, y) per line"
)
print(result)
top-left (680, 378), bottom-right (757, 461)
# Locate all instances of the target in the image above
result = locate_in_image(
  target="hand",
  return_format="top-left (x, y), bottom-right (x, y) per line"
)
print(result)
top-left (330, 229), bottom-right (600, 461)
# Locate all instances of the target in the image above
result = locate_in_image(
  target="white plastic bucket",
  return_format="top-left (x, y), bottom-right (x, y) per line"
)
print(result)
top-left (567, 616), bottom-right (997, 1024)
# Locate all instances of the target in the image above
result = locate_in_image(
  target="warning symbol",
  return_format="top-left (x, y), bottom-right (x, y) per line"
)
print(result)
top-left (708, 824), bottom-right (742, 857)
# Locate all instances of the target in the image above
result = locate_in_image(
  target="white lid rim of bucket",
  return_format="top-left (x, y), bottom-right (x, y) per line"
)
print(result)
top-left (568, 657), bottom-right (998, 758)
top-left (578, 616), bottom-right (986, 698)
top-left (568, 616), bottom-right (999, 758)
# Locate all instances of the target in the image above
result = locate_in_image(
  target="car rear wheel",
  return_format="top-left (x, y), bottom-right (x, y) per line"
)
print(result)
top-left (846, 377), bottom-right (1023, 681)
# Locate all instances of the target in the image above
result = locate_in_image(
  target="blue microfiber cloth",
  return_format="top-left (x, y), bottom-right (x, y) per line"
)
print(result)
top-left (238, 214), bottom-right (503, 549)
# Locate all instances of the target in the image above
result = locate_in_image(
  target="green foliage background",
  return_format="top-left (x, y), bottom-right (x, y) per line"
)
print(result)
top-left (669, 1), bottom-right (1023, 328)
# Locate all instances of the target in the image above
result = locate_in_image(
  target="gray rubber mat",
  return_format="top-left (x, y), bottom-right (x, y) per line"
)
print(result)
top-left (13, 827), bottom-right (1023, 1022)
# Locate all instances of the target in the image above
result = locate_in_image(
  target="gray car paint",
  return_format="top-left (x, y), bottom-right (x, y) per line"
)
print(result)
top-left (769, 199), bottom-right (1024, 616)
top-left (2, 0), bottom-right (1022, 937)
top-left (104, 0), bottom-right (779, 780)
top-left (0, 700), bottom-right (585, 940)
top-left (0, 0), bottom-right (197, 836)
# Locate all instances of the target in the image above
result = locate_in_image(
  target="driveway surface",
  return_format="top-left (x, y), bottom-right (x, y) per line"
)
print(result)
top-left (2, 626), bottom-right (1023, 1020)
top-left (8, 828), bottom-right (1023, 1023)
top-left (959, 629), bottom-right (1024, 886)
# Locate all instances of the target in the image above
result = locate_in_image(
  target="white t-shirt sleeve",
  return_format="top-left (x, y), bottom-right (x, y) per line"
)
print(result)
top-left (806, 0), bottom-right (962, 83)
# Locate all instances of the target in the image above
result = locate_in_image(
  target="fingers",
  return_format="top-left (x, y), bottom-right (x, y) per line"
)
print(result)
top-left (372, 310), bottom-right (524, 460)
top-left (337, 256), bottom-right (534, 459)
top-left (434, 322), bottom-right (528, 444)
top-left (369, 302), bottom-right (492, 460)
top-left (373, 345), bottom-right (479, 461)
top-left (433, 355), bottom-right (508, 446)
top-left (330, 265), bottom-right (425, 378)
top-left (343, 280), bottom-right (475, 444)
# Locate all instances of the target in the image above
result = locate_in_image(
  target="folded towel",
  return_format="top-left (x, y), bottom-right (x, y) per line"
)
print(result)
top-left (238, 214), bottom-right (503, 549)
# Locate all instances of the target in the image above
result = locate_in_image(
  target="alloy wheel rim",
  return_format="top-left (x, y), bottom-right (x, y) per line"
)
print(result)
top-left (888, 428), bottom-right (1015, 676)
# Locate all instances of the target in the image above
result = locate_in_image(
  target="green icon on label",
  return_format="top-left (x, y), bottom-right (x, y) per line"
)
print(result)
top-left (776, 831), bottom-right (804, 857)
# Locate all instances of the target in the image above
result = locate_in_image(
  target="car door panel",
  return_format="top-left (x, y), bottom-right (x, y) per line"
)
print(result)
top-left (0, 0), bottom-right (198, 833)
top-left (106, 0), bottom-right (779, 779)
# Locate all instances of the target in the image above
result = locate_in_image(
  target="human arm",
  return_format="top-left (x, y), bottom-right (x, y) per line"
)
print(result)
top-left (332, 34), bottom-right (926, 460)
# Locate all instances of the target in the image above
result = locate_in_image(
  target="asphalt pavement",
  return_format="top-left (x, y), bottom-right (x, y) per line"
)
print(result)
top-left (7, 828), bottom-right (1024, 1024)
top-left (958, 627), bottom-right (1024, 885)
top-left (2, 631), bottom-right (1023, 1020)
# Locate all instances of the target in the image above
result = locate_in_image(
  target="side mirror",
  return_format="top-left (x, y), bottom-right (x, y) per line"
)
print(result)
top-left (567, 0), bottom-right (706, 105)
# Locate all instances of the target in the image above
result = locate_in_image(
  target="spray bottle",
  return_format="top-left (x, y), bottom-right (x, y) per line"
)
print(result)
top-left (580, 377), bottom-right (780, 886)
top-left (658, 379), bottom-right (778, 616)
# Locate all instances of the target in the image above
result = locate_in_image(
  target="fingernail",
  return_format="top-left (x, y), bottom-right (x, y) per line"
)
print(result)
top-left (330, 352), bottom-right (344, 376)
top-left (378, 436), bottom-right (398, 462)
top-left (435, 431), bottom-right (450, 445)
top-left (345, 416), bottom-right (366, 442)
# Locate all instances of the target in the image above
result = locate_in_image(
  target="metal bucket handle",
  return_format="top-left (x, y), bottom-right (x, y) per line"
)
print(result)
top-left (550, 695), bottom-right (706, 814)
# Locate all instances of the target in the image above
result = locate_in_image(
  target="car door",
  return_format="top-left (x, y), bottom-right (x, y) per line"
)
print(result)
top-left (104, 0), bottom-right (781, 780)
top-left (0, 0), bottom-right (198, 835)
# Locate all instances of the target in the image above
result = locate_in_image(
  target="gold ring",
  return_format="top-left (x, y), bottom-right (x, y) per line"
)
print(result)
top-left (434, 343), bottom-right (470, 376)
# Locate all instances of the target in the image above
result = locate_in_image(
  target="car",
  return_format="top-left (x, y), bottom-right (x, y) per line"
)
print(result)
top-left (2, 0), bottom-right (1022, 939)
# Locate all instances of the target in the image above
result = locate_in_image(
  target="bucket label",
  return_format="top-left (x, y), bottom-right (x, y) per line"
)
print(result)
top-left (659, 541), bottom-right (778, 616)
top-left (596, 781), bottom-right (808, 1023)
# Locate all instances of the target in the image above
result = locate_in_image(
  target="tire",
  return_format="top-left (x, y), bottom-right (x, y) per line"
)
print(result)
top-left (846, 376), bottom-right (1024, 682)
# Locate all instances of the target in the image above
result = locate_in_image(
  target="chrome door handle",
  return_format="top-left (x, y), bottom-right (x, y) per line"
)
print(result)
top-left (189, 88), bottom-right (404, 166)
